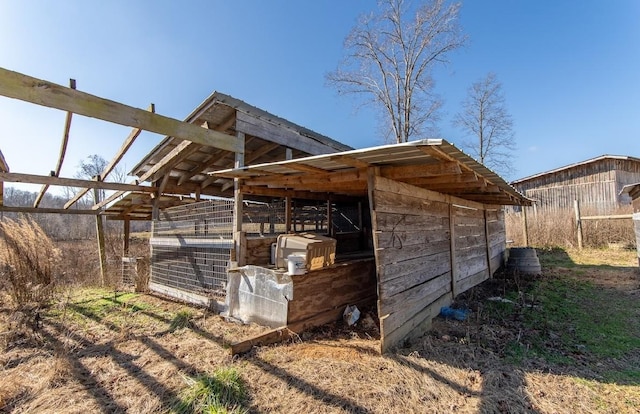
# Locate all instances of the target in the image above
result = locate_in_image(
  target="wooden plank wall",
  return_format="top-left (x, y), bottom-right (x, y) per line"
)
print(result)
top-left (371, 176), bottom-right (504, 353)
top-left (287, 259), bottom-right (377, 326)
top-left (245, 236), bottom-right (277, 266)
top-left (514, 159), bottom-right (640, 213)
top-left (486, 208), bottom-right (506, 275)
top-left (451, 205), bottom-right (490, 295)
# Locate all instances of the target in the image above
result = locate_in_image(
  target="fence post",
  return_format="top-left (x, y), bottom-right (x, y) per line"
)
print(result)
top-left (574, 199), bottom-right (583, 249)
top-left (522, 206), bottom-right (529, 247)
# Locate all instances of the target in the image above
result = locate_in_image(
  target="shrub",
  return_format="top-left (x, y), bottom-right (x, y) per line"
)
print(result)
top-left (0, 217), bottom-right (60, 308)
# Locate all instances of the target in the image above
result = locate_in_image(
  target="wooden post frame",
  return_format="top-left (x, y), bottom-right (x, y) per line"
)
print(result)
top-left (233, 132), bottom-right (246, 266)
top-left (574, 199), bottom-right (583, 249)
top-left (0, 67), bottom-right (242, 153)
top-left (93, 187), bottom-right (107, 286)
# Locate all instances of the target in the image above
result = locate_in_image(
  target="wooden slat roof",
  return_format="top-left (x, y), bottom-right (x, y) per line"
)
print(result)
top-left (129, 92), bottom-right (352, 199)
top-left (101, 192), bottom-right (197, 221)
top-left (211, 139), bottom-right (530, 206)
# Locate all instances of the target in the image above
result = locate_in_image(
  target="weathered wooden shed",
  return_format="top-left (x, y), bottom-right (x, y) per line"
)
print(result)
top-left (511, 155), bottom-right (640, 213)
top-left (212, 139), bottom-right (528, 352)
top-left (621, 183), bottom-right (640, 267)
top-left (0, 67), bottom-right (529, 353)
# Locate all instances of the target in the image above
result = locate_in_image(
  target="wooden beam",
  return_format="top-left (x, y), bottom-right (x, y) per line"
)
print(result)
top-left (235, 111), bottom-right (343, 155)
top-left (246, 167), bottom-right (367, 187)
top-left (0, 149), bottom-right (9, 173)
top-left (329, 154), bottom-right (370, 169)
top-left (245, 142), bottom-right (280, 165)
top-left (240, 185), bottom-right (360, 202)
top-left (380, 162), bottom-right (462, 180)
top-left (0, 205), bottom-right (98, 215)
top-left (284, 162), bottom-right (330, 175)
top-left (91, 190), bottom-right (128, 211)
top-left (168, 114), bottom-right (237, 186)
top-left (139, 141), bottom-right (199, 183)
top-left (401, 172), bottom-right (479, 186)
top-left (94, 188), bottom-right (107, 286)
top-left (0, 172), bottom-right (156, 192)
top-left (0, 67), bottom-right (242, 153)
top-left (279, 181), bottom-right (367, 193)
top-left (64, 103), bottom-right (155, 209)
top-left (233, 132), bottom-right (245, 266)
top-left (176, 149), bottom-right (226, 185)
top-left (35, 78), bottom-right (76, 208)
top-left (123, 218), bottom-right (130, 256)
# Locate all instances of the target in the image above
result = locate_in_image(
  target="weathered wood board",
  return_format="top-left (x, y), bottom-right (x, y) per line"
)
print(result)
top-left (371, 175), bottom-right (507, 353)
top-left (245, 236), bottom-right (277, 266)
top-left (287, 259), bottom-right (376, 325)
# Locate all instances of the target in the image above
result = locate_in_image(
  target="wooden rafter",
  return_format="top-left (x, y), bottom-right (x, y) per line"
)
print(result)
top-left (34, 78), bottom-right (76, 208)
top-left (329, 154), bottom-right (370, 169)
top-left (64, 103), bottom-right (155, 209)
top-left (380, 162), bottom-right (462, 180)
top-left (401, 172), bottom-right (479, 186)
top-left (283, 162), bottom-right (330, 175)
top-left (176, 149), bottom-right (226, 185)
top-left (92, 190), bottom-right (128, 211)
top-left (239, 185), bottom-right (359, 202)
top-left (0, 172), bottom-right (156, 193)
top-left (0, 205), bottom-right (98, 215)
top-left (145, 140), bottom-right (203, 182)
top-left (172, 114), bottom-right (238, 186)
top-left (0, 149), bottom-right (9, 173)
top-left (0, 149), bottom-right (7, 207)
top-left (0, 67), bottom-right (242, 153)
top-left (245, 142), bottom-right (280, 165)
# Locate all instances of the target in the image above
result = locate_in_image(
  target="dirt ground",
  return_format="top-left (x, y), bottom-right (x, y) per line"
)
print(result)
top-left (1, 248), bottom-right (639, 413)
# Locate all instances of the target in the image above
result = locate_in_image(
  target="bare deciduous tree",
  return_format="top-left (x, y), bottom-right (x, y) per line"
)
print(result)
top-left (76, 154), bottom-right (108, 203)
top-left (327, 0), bottom-right (465, 143)
top-left (454, 73), bottom-right (516, 177)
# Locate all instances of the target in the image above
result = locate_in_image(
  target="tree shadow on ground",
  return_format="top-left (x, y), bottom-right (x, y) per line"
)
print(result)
top-left (2, 290), bottom-right (374, 413)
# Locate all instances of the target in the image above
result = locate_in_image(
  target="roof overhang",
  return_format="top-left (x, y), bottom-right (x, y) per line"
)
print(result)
top-left (512, 154), bottom-right (640, 185)
top-left (210, 139), bottom-right (531, 206)
top-left (101, 192), bottom-right (197, 221)
top-left (620, 182), bottom-right (640, 200)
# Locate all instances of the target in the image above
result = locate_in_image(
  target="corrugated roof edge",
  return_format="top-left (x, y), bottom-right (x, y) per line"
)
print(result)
top-left (130, 91), bottom-right (352, 175)
top-left (211, 138), bottom-right (531, 205)
top-left (511, 154), bottom-right (640, 185)
top-left (620, 182), bottom-right (640, 196)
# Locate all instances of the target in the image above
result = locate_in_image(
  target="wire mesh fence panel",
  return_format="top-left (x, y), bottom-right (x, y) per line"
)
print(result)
top-left (242, 200), bottom-right (286, 236)
top-left (121, 257), bottom-right (137, 286)
top-left (150, 246), bottom-right (229, 301)
top-left (150, 200), bottom-right (234, 302)
top-left (153, 199), bottom-right (234, 239)
top-left (333, 204), bottom-right (361, 233)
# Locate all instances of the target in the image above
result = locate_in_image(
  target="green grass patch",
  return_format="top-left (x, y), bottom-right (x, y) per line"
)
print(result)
top-left (48, 288), bottom-right (161, 330)
top-left (526, 277), bottom-right (640, 359)
top-left (169, 310), bottom-right (194, 332)
top-left (484, 270), bottom-right (640, 382)
top-left (171, 367), bottom-right (248, 414)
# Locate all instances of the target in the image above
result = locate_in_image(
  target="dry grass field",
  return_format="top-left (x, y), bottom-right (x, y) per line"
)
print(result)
top-left (1, 248), bottom-right (639, 413)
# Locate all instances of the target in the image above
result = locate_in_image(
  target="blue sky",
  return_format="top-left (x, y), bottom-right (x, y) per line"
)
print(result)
top-left (1, 0), bottom-right (639, 194)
